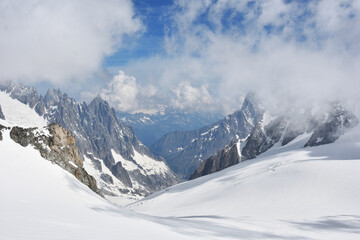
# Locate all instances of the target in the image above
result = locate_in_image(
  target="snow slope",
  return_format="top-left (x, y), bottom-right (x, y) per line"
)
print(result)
top-left (0, 130), bottom-right (209, 240)
top-left (130, 129), bottom-right (360, 239)
top-left (1, 86), bottom-right (360, 239)
top-left (0, 91), bottom-right (47, 127)
top-left (1, 124), bottom-right (360, 239)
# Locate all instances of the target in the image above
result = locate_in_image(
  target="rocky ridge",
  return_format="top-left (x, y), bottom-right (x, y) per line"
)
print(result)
top-left (0, 83), bottom-right (178, 199)
top-left (190, 102), bottom-right (359, 180)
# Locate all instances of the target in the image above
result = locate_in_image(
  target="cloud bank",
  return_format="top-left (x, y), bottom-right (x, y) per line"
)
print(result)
top-left (87, 71), bottom-right (216, 114)
top-left (120, 0), bottom-right (360, 114)
top-left (0, 0), bottom-right (141, 84)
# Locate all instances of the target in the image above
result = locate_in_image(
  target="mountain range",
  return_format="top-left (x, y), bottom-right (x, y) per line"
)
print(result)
top-left (118, 108), bottom-right (223, 146)
top-left (1, 83), bottom-right (360, 239)
top-left (150, 93), bottom-right (263, 179)
top-left (0, 83), bottom-right (178, 203)
top-left (190, 102), bottom-right (358, 179)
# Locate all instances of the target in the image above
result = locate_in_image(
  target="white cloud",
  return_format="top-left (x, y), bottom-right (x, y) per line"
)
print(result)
top-left (171, 81), bottom-right (216, 111)
top-left (96, 71), bottom-right (162, 113)
top-left (0, 0), bottom-right (142, 84)
top-left (121, 0), bottom-right (360, 115)
top-left (100, 71), bottom-right (139, 112)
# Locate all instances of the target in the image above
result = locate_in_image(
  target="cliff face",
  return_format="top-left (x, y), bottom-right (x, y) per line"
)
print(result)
top-left (8, 123), bottom-right (102, 196)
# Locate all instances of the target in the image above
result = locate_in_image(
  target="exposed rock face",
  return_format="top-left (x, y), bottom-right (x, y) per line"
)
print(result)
top-left (151, 93), bottom-right (263, 180)
top-left (305, 103), bottom-right (359, 147)
top-left (241, 117), bottom-right (287, 160)
top-left (9, 123), bottom-right (102, 195)
top-left (0, 83), bottom-right (178, 198)
top-left (190, 103), bottom-right (358, 180)
top-left (190, 141), bottom-right (240, 180)
top-left (0, 105), bottom-right (5, 120)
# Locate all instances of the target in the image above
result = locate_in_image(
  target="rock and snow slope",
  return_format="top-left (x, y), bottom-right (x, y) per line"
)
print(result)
top-left (150, 93), bottom-right (263, 179)
top-left (130, 129), bottom-right (360, 239)
top-left (190, 102), bottom-right (358, 179)
top-left (0, 83), bottom-right (178, 202)
top-left (3, 122), bottom-right (359, 240)
top-left (1, 86), bottom-right (360, 239)
top-left (0, 130), bottom-right (203, 240)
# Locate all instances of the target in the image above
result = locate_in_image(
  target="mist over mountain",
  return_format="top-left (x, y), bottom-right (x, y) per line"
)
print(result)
top-left (191, 101), bottom-right (358, 180)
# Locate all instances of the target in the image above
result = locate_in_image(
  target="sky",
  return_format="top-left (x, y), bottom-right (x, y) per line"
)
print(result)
top-left (0, 0), bottom-right (359, 115)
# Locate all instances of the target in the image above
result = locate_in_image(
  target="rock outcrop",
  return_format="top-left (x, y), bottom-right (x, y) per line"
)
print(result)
top-left (9, 123), bottom-right (102, 196)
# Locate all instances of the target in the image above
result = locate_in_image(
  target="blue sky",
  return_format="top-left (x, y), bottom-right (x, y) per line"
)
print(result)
top-left (105, 0), bottom-right (174, 66)
top-left (0, 0), bottom-right (359, 114)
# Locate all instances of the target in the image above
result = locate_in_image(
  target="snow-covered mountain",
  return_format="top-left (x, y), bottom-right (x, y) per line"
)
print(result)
top-left (191, 102), bottom-right (359, 179)
top-left (0, 90), bottom-right (101, 195)
top-left (2, 85), bottom-right (360, 239)
top-left (118, 108), bottom-right (223, 146)
top-left (0, 83), bottom-right (178, 203)
top-left (130, 127), bottom-right (360, 239)
top-left (0, 127), bottom-right (214, 240)
top-left (150, 93), bottom-right (263, 179)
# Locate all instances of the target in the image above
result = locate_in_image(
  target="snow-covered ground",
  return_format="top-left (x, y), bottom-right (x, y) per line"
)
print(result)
top-left (1, 89), bottom-right (360, 239)
top-left (129, 129), bottom-right (360, 239)
top-left (1, 125), bottom-right (360, 239)
top-left (0, 130), bottom-right (205, 240)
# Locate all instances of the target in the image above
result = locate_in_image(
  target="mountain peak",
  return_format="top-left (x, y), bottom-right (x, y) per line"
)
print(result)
top-left (89, 95), bottom-right (108, 106)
